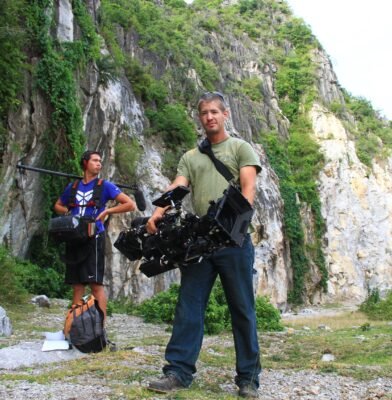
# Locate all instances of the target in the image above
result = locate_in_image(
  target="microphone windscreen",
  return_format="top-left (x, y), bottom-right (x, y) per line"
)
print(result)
top-left (134, 189), bottom-right (146, 211)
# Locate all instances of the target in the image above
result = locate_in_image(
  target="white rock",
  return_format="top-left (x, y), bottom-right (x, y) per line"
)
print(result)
top-left (321, 353), bottom-right (335, 362)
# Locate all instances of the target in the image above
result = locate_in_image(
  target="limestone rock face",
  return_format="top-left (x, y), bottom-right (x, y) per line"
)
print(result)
top-left (252, 146), bottom-right (289, 310)
top-left (310, 103), bottom-right (392, 302)
top-left (56, 0), bottom-right (74, 42)
top-left (312, 49), bottom-right (345, 106)
top-left (1, 77), bottom-right (51, 256)
top-left (0, 0), bottom-right (391, 310)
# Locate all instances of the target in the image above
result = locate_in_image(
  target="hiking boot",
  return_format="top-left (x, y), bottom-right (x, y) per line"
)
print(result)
top-left (148, 374), bottom-right (185, 393)
top-left (238, 383), bottom-right (259, 398)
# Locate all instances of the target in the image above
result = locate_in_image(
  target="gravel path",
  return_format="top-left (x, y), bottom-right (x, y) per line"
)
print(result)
top-left (0, 301), bottom-right (391, 399)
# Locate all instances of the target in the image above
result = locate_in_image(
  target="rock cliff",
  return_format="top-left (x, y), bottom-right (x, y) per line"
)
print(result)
top-left (0, 0), bottom-right (390, 310)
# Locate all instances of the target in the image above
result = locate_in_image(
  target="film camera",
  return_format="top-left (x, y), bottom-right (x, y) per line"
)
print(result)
top-left (114, 184), bottom-right (253, 277)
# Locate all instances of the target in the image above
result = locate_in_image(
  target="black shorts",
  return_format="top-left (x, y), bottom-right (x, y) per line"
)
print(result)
top-left (64, 234), bottom-right (105, 285)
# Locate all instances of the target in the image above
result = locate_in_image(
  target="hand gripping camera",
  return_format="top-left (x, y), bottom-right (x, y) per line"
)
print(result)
top-left (114, 184), bottom-right (253, 277)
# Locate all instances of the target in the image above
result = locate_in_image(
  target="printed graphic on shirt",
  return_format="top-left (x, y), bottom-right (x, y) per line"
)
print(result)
top-left (76, 189), bottom-right (93, 216)
top-left (61, 180), bottom-right (122, 234)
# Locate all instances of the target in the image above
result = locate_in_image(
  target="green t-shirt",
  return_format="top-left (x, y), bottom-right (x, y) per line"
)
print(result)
top-left (177, 136), bottom-right (261, 216)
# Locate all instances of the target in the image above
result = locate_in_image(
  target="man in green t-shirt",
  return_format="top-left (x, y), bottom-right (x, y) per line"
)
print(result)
top-left (147, 92), bottom-right (262, 399)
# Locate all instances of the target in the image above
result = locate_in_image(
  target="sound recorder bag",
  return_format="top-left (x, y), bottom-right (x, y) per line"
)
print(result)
top-left (48, 215), bottom-right (96, 243)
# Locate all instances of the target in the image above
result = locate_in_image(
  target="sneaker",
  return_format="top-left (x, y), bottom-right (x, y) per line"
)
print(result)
top-left (148, 374), bottom-right (185, 393)
top-left (238, 384), bottom-right (259, 398)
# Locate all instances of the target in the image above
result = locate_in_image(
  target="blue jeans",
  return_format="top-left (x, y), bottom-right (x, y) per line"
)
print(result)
top-left (162, 235), bottom-right (261, 388)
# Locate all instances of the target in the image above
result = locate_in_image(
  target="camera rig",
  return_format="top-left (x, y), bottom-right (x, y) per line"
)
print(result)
top-left (114, 184), bottom-right (254, 277)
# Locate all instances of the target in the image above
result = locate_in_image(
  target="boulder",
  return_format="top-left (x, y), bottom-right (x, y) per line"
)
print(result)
top-left (0, 306), bottom-right (12, 336)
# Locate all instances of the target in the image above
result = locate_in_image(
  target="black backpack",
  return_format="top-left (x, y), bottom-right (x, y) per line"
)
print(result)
top-left (64, 295), bottom-right (107, 353)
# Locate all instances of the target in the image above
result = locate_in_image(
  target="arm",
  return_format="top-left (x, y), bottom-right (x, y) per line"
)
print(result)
top-left (54, 198), bottom-right (69, 215)
top-left (146, 175), bottom-right (189, 234)
top-left (96, 192), bottom-right (136, 222)
top-left (239, 165), bottom-right (257, 205)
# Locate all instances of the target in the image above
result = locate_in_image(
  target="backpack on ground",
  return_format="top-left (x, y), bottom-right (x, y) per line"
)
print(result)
top-left (64, 295), bottom-right (107, 353)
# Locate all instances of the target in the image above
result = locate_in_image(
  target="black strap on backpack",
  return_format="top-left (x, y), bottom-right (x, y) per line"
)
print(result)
top-left (198, 138), bottom-right (234, 182)
top-left (68, 178), bottom-right (105, 209)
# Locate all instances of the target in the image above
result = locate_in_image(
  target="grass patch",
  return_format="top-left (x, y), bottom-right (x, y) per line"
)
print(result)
top-left (264, 310), bottom-right (392, 380)
top-left (198, 338), bottom-right (236, 367)
top-left (4, 302), bottom-right (67, 336)
top-left (1, 303), bottom-right (391, 397)
top-left (283, 309), bottom-right (372, 330)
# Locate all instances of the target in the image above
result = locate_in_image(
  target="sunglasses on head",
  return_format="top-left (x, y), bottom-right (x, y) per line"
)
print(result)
top-left (201, 91), bottom-right (225, 101)
top-left (199, 92), bottom-right (227, 108)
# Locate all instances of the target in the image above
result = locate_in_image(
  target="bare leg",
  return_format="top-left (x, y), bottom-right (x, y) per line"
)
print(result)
top-left (90, 283), bottom-right (107, 321)
top-left (72, 284), bottom-right (85, 305)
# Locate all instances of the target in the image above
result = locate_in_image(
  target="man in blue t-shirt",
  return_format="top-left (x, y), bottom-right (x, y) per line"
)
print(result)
top-left (54, 150), bottom-right (136, 318)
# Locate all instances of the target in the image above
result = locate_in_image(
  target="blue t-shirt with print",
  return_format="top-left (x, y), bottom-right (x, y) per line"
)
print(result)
top-left (60, 179), bottom-right (122, 233)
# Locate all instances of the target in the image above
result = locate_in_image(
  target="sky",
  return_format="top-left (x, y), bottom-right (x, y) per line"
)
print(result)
top-left (286, 0), bottom-right (392, 120)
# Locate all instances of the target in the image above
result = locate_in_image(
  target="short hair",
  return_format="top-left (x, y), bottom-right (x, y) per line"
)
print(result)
top-left (80, 150), bottom-right (102, 169)
top-left (197, 91), bottom-right (228, 112)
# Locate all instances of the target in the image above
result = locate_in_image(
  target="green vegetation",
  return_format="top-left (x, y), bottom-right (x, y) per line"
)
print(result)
top-left (0, 246), bottom-right (70, 303)
top-left (124, 57), bottom-right (168, 107)
top-left (96, 54), bottom-right (120, 87)
top-left (275, 19), bottom-right (317, 119)
top-left (135, 283), bottom-right (179, 325)
top-left (360, 289), bottom-right (392, 321)
top-left (1, 3), bottom-right (392, 396)
top-left (242, 77), bottom-right (263, 102)
top-left (260, 18), bottom-right (328, 303)
top-left (135, 282), bottom-right (284, 334)
top-left (17, 0), bottom-right (103, 281)
top-left (343, 93), bottom-right (392, 166)
top-left (146, 104), bottom-right (196, 148)
top-left (12, 255), bottom-right (70, 299)
top-left (260, 124), bottom-right (328, 302)
top-left (107, 296), bottom-right (136, 317)
top-left (29, 0), bottom-right (99, 175)
top-left (255, 295), bottom-right (284, 332)
top-left (279, 309), bottom-right (392, 380)
top-left (97, 1), bottom-right (330, 304)
top-left (0, 246), bottom-right (28, 304)
top-left (1, 0), bottom-right (390, 309)
top-left (115, 135), bottom-right (141, 182)
top-left (275, 51), bottom-right (315, 120)
top-left (1, 302), bottom-right (391, 395)
top-left (261, 132), bottom-right (307, 302)
top-left (146, 103), bottom-right (196, 178)
top-left (0, 0), bottom-right (28, 167)
top-left (99, 0), bottom-right (218, 96)
top-left (329, 95), bottom-right (392, 168)
top-left (99, 0), bottom-right (207, 176)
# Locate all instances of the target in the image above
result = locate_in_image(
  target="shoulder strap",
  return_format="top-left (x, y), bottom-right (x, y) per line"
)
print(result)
top-left (89, 178), bottom-right (104, 209)
top-left (67, 178), bottom-right (105, 209)
top-left (68, 180), bottom-right (80, 208)
top-left (198, 139), bottom-right (234, 182)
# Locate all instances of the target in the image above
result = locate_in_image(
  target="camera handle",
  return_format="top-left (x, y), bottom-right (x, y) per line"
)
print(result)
top-left (165, 198), bottom-right (183, 227)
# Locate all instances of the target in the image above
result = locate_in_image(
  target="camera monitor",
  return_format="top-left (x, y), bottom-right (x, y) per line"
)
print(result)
top-left (213, 185), bottom-right (254, 247)
top-left (152, 185), bottom-right (190, 208)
